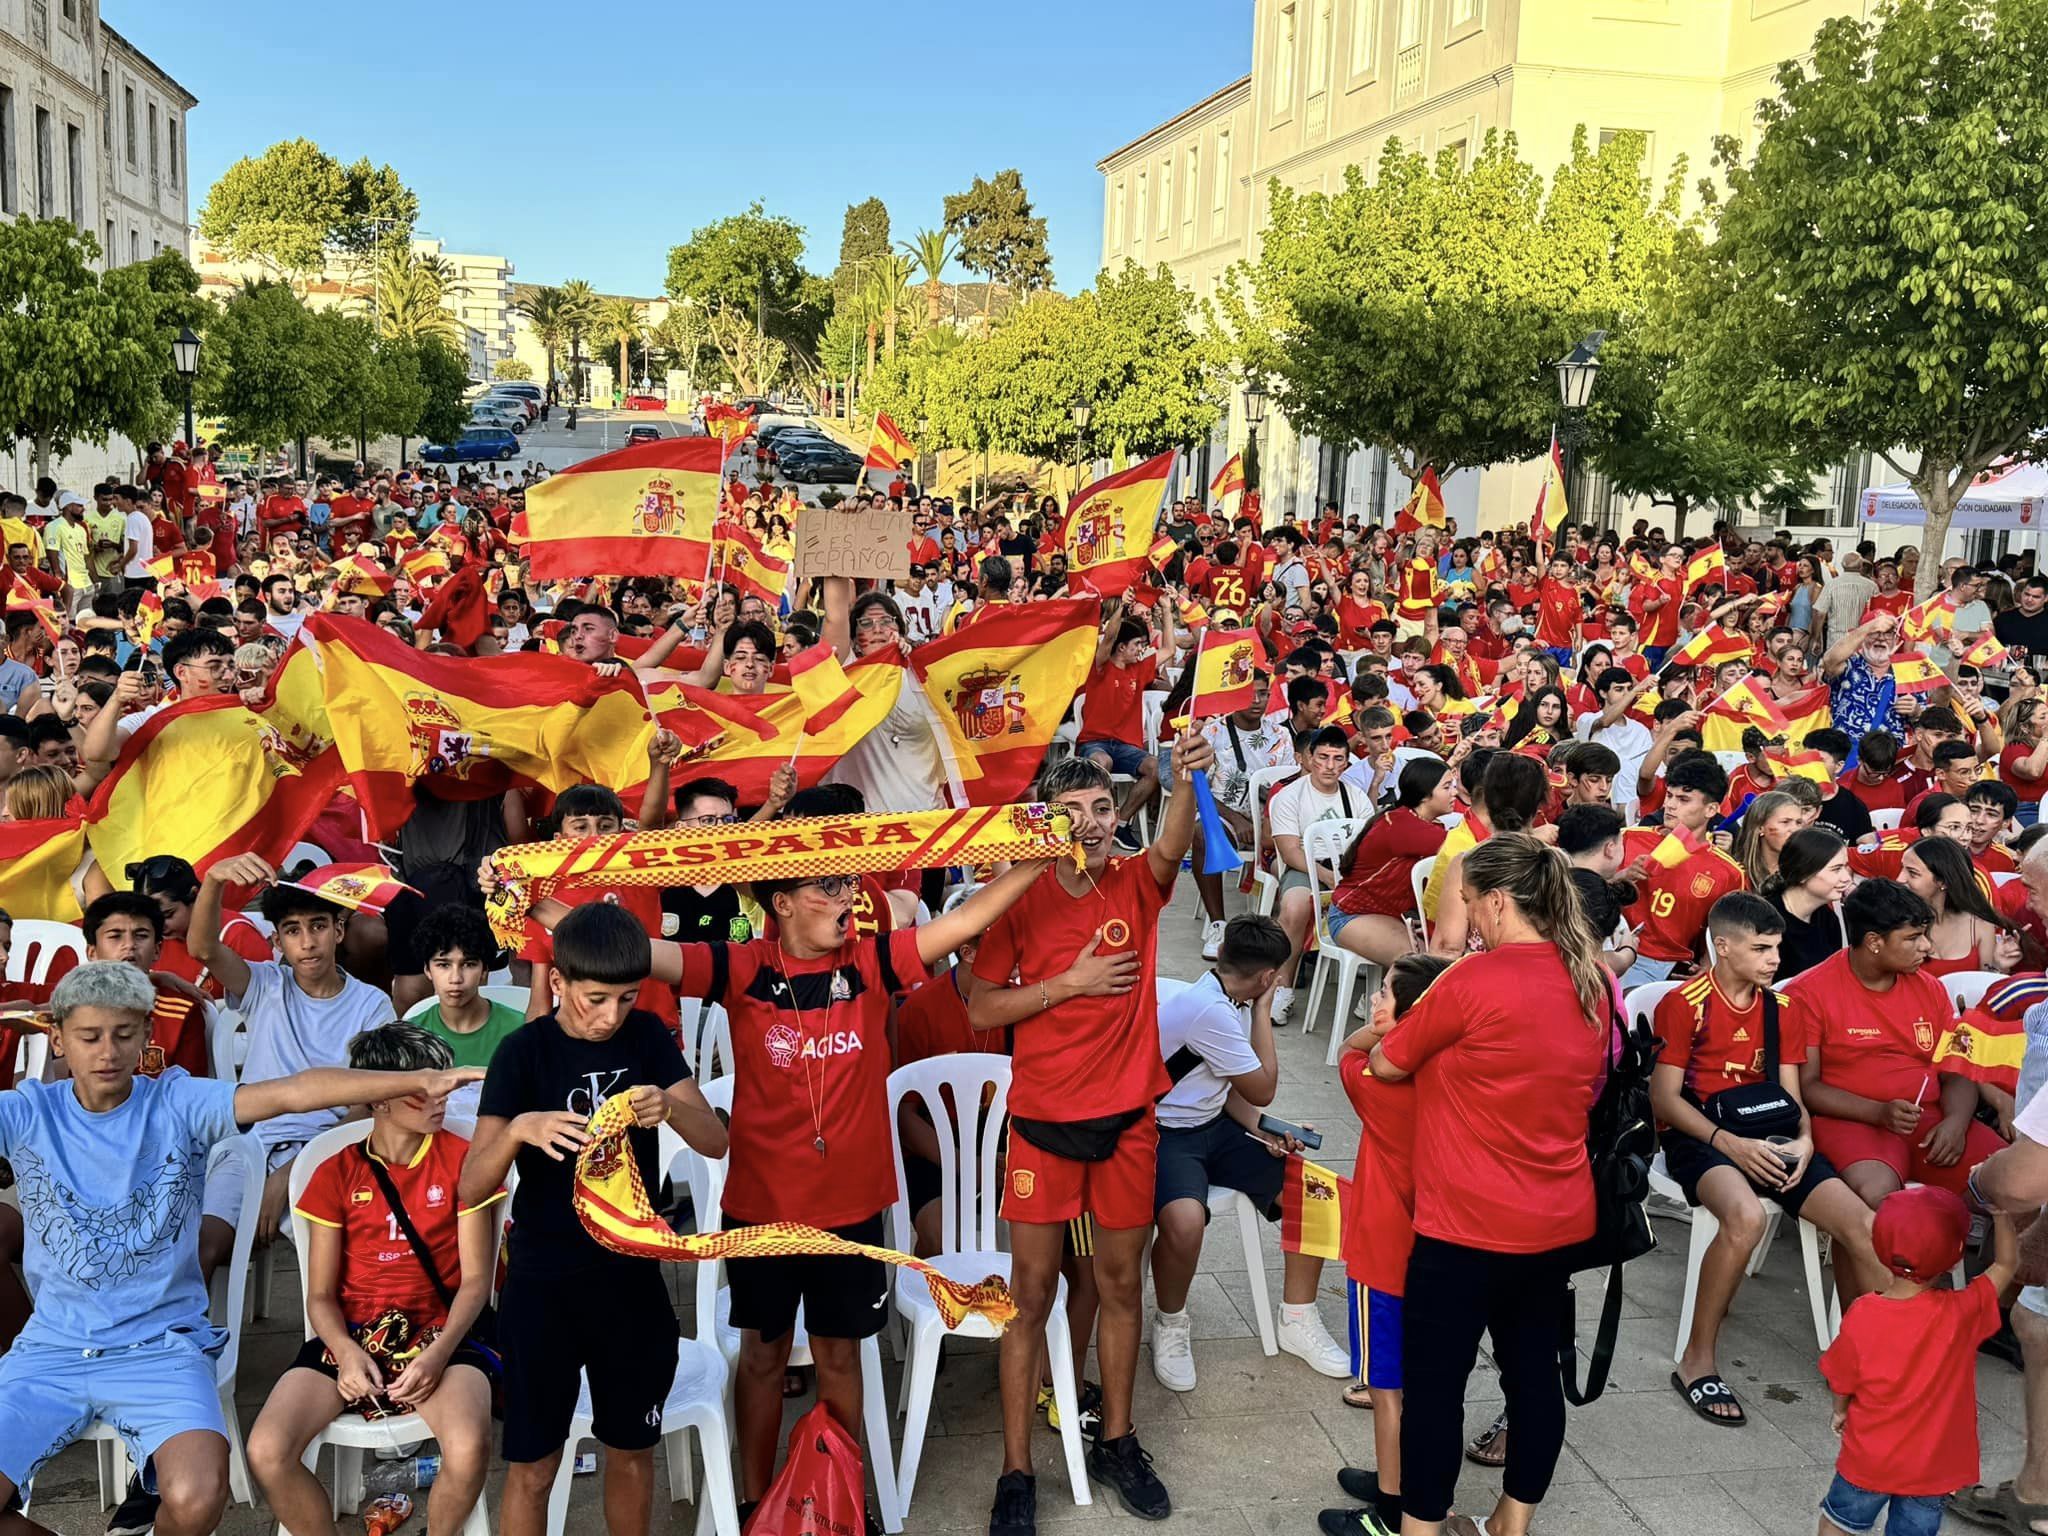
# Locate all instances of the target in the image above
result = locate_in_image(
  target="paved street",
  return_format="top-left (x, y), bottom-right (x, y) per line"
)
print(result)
top-left (17, 882), bottom-right (2021, 1535)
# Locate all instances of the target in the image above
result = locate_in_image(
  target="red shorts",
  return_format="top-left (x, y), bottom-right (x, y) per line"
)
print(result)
top-left (1810, 1114), bottom-right (2006, 1194)
top-left (1001, 1117), bottom-right (1158, 1230)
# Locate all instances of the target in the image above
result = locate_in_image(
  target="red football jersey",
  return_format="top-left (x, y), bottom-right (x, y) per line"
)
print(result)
top-left (1783, 949), bottom-right (1954, 1105)
top-left (1652, 972), bottom-right (1797, 1107)
top-left (1620, 828), bottom-right (1747, 962)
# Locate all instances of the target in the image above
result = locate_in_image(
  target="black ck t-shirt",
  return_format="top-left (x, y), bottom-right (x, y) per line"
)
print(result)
top-left (478, 1008), bottom-right (690, 1272)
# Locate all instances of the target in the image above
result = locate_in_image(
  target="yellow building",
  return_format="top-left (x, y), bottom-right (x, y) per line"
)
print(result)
top-left (1099, 0), bottom-right (1877, 534)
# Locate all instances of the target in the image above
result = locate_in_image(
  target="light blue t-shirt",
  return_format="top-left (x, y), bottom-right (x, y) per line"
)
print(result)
top-left (0, 1070), bottom-right (240, 1349)
top-left (0, 657), bottom-right (38, 710)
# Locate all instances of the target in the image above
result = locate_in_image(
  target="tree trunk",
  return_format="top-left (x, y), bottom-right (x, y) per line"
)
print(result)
top-left (1909, 457), bottom-right (1965, 600)
top-left (864, 323), bottom-right (877, 386)
top-left (925, 280), bottom-right (942, 329)
top-left (399, 435), bottom-right (409, 465)
top-left (297, 436), bottom-right (309, 475)
top-left (884, 306), bottom-right (897, 359)
top-left (30, 434), bottom-right (49, 481)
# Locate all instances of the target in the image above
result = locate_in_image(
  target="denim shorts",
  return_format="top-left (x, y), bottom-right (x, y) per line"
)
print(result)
top-left (1327, 904), bottom-right (1365, 941)
top-left (1079, 738), bottom-right (1150, 777)
top-left (1818, 1472), bottom-right (1945, 1536)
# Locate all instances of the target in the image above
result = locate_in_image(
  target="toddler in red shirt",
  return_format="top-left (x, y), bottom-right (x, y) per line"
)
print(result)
top-left (1818, 1185), bottom-right (2014, 1536)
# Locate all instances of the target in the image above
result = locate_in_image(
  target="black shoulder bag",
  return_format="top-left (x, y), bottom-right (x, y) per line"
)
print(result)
top-left (1692, 990), bottom-right (1802, 1141)
top-left (362, 1150), bottom-right (505, 1418)
top-left (1555, 1002), bottom-right (1662, 1407)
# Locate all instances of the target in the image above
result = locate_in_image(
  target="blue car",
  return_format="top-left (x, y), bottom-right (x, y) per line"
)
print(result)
top-left (421, 427), bottom-right (519, 464)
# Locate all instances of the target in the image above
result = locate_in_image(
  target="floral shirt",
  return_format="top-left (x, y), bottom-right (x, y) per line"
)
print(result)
top-left (1829, 653), bottom-right (1904, 742)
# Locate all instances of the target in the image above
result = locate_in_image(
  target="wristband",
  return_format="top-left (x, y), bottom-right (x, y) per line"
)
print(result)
top-left (1709, 1128), bottom-right (1722, 1150)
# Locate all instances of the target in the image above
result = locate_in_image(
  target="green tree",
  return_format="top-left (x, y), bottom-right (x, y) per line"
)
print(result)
top-left (513, 285), bottom-right (567, 391)
top-left (596, 296), bottom-right (644, 395)
top-left (902, 228), bottom-right (958, 330)
top-left (128, 249), bottom-right (209, 444)
top-left (868, 254), bottom-right (915, 363)
top-left (943, 170), bottom-right (1053, 315)
top-left (493, 358), bottom-right (533, 381)
top-left (0, 219), bottom-right (174, 472)
top-left (664, 202), bottom-right (828, 360)
top-left (1663, 0), bottom-right (2048, 595)
top-left (197, 280), bottom-right (340, 469)
top-left (1222, 129), bottom-right (1678, 480)
top-left (410, 337), bottom-right (471, 451)
top-left (1079, 261), bottom-right (1229, 459)
top-left (372, 246), bottom-right (456, 344)
top-left (196, 138), bottom-right (416, 281)
top-left (834, 197), bottom-right (891, 307)
top-left (649, 304), bottom-right (708, 383)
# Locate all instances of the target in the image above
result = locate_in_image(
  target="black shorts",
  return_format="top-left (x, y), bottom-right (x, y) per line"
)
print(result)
top-left (1660, 1128), bottom-right (1840, 1218)
top-left (496, 1259), bottom-right (678, 1463)
top-left (904, 1152), bottom-right (942, 1217)
top-left (289, 1332), bottom-right (498, 1387)
top-left (723, 1212), bottom-right (888, 1342)
top-left (1154, 1114), bottom-right (1285, 1218)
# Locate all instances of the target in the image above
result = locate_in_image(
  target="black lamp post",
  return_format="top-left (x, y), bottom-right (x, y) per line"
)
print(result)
top-left (1070, 393), bottom-right (1093, 467)
top-left (1553, 330), bottom-right (1604, 524)
top-left (172, 325), bottom-right (201, 450)
top-left (1241, 379), bottom-right (1269, 506)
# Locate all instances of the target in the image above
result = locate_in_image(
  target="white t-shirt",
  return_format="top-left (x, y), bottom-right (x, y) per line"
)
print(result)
top-left (898, 587), bottom-right (942, 645)
top-left (231, 960), bottom-right (395, 1151)
top-left (121, 509), bottom-right (154, 577)
top-left (1268, 775), bottom-right (1359, 840)
top-left (828, 674), bottom-right (945, 814)
top-left (1341, 745), bottom-right (1445, 800)
top-left (1156, 971), bottom-right (1262, 1130)
top-left (267, 607), bottom-right (307, 642)
top-left (1574, 712), bottom-right (1654, 817)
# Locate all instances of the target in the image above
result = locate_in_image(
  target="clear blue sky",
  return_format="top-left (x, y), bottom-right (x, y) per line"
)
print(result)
top-left (143, 0), bottom-right (1250, 298)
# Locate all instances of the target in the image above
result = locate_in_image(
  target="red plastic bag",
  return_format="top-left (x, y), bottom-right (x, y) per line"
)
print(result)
top-left (745, 1402), bottom-right (865, 1536)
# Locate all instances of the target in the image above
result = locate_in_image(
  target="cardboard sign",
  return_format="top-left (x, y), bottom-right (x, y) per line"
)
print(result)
top-left (796, 507), bottom-right (912, 581)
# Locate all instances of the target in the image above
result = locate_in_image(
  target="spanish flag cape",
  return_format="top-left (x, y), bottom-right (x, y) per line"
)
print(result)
top-left (0, 818), bottom-right (89, 922)
top-left (573, 1094), bottom-right (1016, 1329)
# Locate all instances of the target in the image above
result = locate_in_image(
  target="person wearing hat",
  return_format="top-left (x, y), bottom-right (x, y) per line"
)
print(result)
top-left (50, 490), bottom-right (93, 596)
top-left (1819, 1185), bottom-right (2015, 1536)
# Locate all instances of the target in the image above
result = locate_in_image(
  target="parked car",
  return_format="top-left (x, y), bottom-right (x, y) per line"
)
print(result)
top-left (470, 402), bottom-right (528, 432)
top-left (421, 427), bottom-right (520, 464)
top-left (781, 452), bottom-right (864, 484)
top-left (490, 382), bottom-right (545, 407)
top-left (623, 424), bottom-right (664, 446)
top-left (624, 394), bottom-right (666, 411)
top-left (483, 390), bottom-right (539, 420)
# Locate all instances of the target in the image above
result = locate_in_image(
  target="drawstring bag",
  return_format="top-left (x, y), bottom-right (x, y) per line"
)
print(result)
top-left (747, 1403), bottom-right (865, 1536)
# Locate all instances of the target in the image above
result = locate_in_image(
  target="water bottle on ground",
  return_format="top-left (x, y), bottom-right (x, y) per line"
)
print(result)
top-left (362, 1454), bottom-right (440, 1498)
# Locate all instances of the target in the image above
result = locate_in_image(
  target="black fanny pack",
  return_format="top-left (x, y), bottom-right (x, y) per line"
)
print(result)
top-left (1689, 989), bottom-right (1802, 1141)
top-left (1012, 1108), bottom-right (1144, 1163)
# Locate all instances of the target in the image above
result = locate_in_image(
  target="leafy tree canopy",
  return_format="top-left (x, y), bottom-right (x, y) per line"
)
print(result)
top-left (834, 197), bottom-right (891, 304)
top-left (665, 201), bottom-right (826, 359)
top-left (943, 170), bottom-right (1053, 302)
top-left (196, 139), bottom-right (417, 277)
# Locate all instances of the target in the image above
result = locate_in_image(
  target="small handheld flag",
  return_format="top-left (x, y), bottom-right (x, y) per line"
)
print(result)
top-left (1649, 823), bottom-right (1707, 869)
top-left (1683, 545), bottom-right (1726, 594)
top-left (1394, 467), bottom-right (1446, 534)
top-left (1888, 652), bottom-right (1947, 696)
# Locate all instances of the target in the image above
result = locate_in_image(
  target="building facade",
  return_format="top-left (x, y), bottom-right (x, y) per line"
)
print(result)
top-left (100, 22), bottom-right (192, 266)
top-left (1099, 0), bottom-right (1877, 535)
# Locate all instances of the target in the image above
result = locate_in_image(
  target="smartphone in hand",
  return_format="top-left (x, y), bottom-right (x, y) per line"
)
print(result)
top-left (1256, 1113), bottom-right (1322, 1151)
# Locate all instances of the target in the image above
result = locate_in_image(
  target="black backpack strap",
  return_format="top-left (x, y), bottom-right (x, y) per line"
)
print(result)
top-left (1559, 1260), bottom-right (1626, 1408)
top-left (362, 1148), bottom-right (456, 1310)
top-left (1762, 987), bottom-right (1780, 1080)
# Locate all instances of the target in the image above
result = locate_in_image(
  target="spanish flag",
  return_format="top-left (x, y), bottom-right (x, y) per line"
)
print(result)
top-left (522, 435), bottom-right (724, 580)
top-left (1279, 1155), bottom-right (1348, 1261)
top-left (329, 553), bottom-right (395, 600)
top-left (134, 591), bottom-right (165, 650)
top-left (0, 819), bottom-right (88, 922)
top-left (86, 695), bottom-right (344, 881)
top-left (1901, 593), bottom-right (1957, 644)
top-left (646, 657), bottom-right (902, 804)
top-left (919, 598), bottom-right (1099, 805)
top-left (1186, 626), bottom-right (1260, 719)
top-left (703, 401), bottom-right (757, 449)
top-left (401, 545), bottom-right (450, 587)
top-left (1776, 683), bottom-right (1834, 744)
top-left (1648, 822), bottom-right (1708, 869)
top-left (1888, 651), bottom-right (1947, 696)
top-left (717, 522), bottom-right (793, 608)
top-left (1763, 747), bottom-right (1834, 785)
top-left (1209, 452), bottom-right (1245, 503)
top-left (864, 412), bottom-right (917, 472)
top-left (1684, 544), bottom-right (1726, 594)
top-left (787, 642), bottom-right (864, 735)
top-left (1062, 452), bottom-right (1174, 599)
top-left (1700, 678), bottom-right (1791, 753)
top-left (1962, 635), bottom-right (2014, 669)
top-left (1394, 466), bottom-right (1447, 534)
top-left (305, 614), bottom-right (658, 838)
top-left (1935, 1007), bottom-right (2026, 1092)
top-left (1667, 625), bottom-right (1751, 671)
top-left (1531, 432), bottom-right (1569, 542)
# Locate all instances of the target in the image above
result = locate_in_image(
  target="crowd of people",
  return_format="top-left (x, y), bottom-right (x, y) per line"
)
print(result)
top-left (4, 430), bottom-right (2048, 1536)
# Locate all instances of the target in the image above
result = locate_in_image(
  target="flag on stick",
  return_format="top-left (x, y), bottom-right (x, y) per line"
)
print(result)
top-left (1278, 1155), bottom-right (1348, 1260)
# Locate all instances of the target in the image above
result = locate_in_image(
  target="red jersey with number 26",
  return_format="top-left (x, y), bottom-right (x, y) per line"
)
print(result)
top-left (973, 855), bottom-right (1173, 1121)
top-left (1620, 828), bottom-right (1747, 962)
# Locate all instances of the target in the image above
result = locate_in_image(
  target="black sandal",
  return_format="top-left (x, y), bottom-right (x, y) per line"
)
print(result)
top-left (1463, 1412), bottom-right (1508, 1467)
top-left (1672, 1369), bottom-right (1747, 1427)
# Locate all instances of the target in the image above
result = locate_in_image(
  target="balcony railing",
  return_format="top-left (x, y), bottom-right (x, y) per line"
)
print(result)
top-left (1395, 43), bottom-right (1424, 102)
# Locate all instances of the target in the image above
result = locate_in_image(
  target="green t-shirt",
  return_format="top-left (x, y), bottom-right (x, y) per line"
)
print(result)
top-left (416, 999), bottom-right (527, 1071)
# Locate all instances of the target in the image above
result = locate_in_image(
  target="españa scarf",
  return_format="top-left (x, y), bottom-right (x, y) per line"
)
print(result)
top-left (484, 803), bottom-right (1078, 949)
top-left (572, 1094), bottom-right (1017, 1329)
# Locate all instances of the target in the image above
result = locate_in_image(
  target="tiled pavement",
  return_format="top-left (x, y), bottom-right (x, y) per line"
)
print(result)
top-left (18, 883), bottom-right (2019, 1533)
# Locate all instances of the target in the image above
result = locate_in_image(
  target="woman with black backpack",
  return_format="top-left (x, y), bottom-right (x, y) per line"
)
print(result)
top-left (1367, 832), bottom-right (1610, 1536)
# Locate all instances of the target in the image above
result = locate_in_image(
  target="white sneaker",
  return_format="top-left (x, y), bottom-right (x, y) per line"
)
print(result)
top-left (1277, 1305), bottom-right (1353, 1379)
top-left (1272, 986), bottom-right (1296, 1023)
top-left (1201, 919), bottom-right (1227, 960)
top-left (1152, 1310), bottom-right (1196, 1392)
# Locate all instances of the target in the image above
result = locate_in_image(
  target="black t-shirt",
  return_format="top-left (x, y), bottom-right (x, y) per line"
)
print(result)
top-left (478, 1008), bottom-right (690, 1273)
top-left (660, 883), bottom-right (751, 944)
top-left (1815, 785), bottom-right (1873, 844)
top-left (998, 535), bottom-right (1035, 567)
top-left (1767, 891), bottom-right (1846, 980)
top-left (1995, 606), bottom-right (2048, 663)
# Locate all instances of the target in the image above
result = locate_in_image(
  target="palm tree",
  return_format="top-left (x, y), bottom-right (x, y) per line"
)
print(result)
top-left (512, 285), bottom-right (568, 394)
top-left (373, 247), bottom-right (457, 344)
top-left (901, 228), bottom-right (957, 330)
top-left (557, 279), bottom-right (600, 400)
top-left (868, 255), bottom-right (915, 362)
top-left (596, 296), bottom-right (644, 396)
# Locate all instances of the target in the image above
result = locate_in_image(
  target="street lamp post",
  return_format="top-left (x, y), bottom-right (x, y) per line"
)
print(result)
top-left (1553, 331), bottom-right (1605, 525)
top-left (1070, 394), bottom-right (1093, 489)
top-left (172, 326), bottom-right (201, 451)
top-left (1241, 380), bottom-right (1269, 518)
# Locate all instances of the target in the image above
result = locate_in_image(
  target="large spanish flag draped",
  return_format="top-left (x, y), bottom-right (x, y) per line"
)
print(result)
top-left (864, 412), bottom-right (917, 471)
top-left (0, 819), bottom-right (88, 922)
top-left (1062, 452), bottom-right (1174, 598)
top-left (917, 598), bottom-right (1099, 805)
top-left (716, 522), bottom-right (794, 607)
top-left (305, 614), bottom-right (658, 838)
top-left (644, 658), bottom-right (905, 805)
top-left (521, 435), bottom-right (724, 579)
top-left (86, 695), bottom-right (345, 880)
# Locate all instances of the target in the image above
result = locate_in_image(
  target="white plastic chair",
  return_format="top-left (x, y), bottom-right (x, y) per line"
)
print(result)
top-left (202, 1002), bottom-right (240, 1083)
top-left (15, 1028), bottom-right (49, 1085)
top-left (676, 999), bottom-right (733, 1080)
top-left (1298, 818), bottom-right (1371, 1058)
top-left (1869, 808), bottom-right (1903, 831)
top-left (885, 1054), bottom-right (1091, 1515)
top-left (1940, 970), bottom-right (2002, 1013)
top-left (58, 1133), bottom-right (264, 1512)
top-left (1245, 765), bottom-right (1295, 918)
top-left (1411, 856), bottom-right (1437, 945)
top-left (5, 918), bottom-right (84, 986)
top-left (282, 1121), bottom-right (501, 1534)
top-left (282, 841), bottom-right (332, 874)
top-left (1624, 984), bottom-right (1838, 1357)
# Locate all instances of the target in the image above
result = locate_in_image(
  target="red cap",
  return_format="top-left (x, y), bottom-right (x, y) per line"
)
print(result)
top-left (1870, 1185), bottom-right (1969, 1279)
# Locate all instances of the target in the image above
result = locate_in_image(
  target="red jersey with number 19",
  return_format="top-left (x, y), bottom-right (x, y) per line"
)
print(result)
top-left (972, 855), bottom-right (1173, 1121)
top-left (1619, 828), bottom-right (1747, 962)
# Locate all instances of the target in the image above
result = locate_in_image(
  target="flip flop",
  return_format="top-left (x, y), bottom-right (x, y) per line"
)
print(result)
top-left (1343, 1381), bottom-right (1374, 1409)
top-left (1952, 1480), bottom-right (2048, 1535)
top-left (1463, 1412), bottom-right (1508, 1467)
top-left (1672, 1369), bottom-right (1747, 1427)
